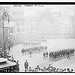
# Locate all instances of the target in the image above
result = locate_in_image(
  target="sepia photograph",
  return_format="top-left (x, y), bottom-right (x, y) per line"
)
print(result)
top-left (0, 3), bottom-right (75, 73)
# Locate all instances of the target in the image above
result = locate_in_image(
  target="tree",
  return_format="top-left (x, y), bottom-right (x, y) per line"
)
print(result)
top-left (4, 36), bottom-right (13, 53)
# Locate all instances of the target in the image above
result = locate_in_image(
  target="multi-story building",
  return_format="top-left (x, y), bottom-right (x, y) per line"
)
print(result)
top-left (1, 5), bottom-right (75, 46)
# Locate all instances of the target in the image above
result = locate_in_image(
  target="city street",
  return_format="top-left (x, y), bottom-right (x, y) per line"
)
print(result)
top-left (9, 39), bottom-right (75, 72)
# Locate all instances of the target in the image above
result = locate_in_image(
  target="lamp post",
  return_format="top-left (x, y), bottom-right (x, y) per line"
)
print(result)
top-left (2, 10), bottom-right (10, 58)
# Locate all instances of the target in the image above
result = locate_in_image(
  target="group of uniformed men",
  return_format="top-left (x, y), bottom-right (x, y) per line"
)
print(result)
top-left (21, 46), bottom-right (47, 55)
top-left (43, 49), bottom-right (75, 60)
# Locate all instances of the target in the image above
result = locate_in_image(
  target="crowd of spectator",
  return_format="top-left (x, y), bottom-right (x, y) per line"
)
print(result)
top-left (25, 64), bottom-right (74, 73)
top-left (24, 59), bottom-right (74, 73)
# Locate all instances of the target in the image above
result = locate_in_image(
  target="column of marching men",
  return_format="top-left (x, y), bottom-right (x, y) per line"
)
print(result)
top-left (43, 49), bottom-right (75, 61)
top-left (21, 46), bottom-right (47, 56)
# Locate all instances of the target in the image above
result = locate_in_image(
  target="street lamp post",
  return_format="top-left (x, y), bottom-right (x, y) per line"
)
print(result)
top-left (2, 10), bottom-right (10, 58)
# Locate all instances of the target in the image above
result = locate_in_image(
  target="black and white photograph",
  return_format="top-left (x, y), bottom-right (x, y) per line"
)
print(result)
top-left (0, 3), bottom-right (75, 73)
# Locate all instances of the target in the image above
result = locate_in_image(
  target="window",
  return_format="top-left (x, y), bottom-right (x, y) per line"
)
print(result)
top-left (17, 27), bottom-right (20, 32)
